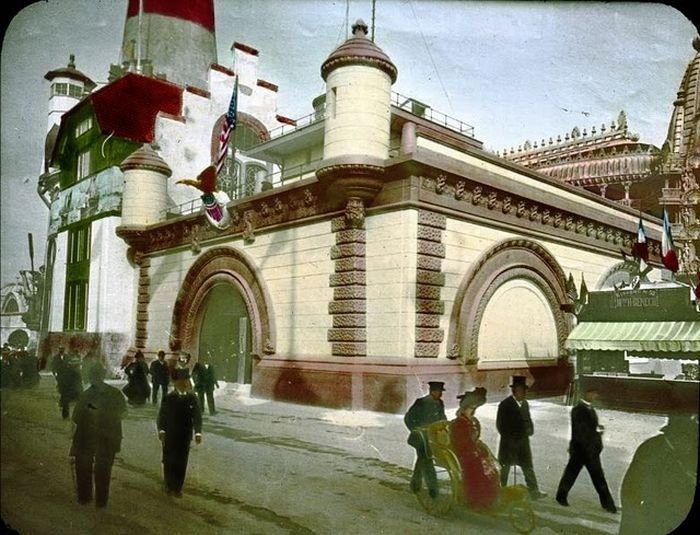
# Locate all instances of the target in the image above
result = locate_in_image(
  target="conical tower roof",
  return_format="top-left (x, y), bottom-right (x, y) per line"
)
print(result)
top-left (120, 144), bottom-right (172, 177)
top-left (321, 19), bottom-right (397, 83)
top-left (44, 54), bottom-right (96, 91)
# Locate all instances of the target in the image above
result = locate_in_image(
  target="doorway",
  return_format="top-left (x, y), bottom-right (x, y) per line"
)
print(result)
top-left (197, 283), bottom-right (252, 383)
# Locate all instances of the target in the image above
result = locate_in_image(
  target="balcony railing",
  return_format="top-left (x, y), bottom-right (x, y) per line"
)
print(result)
top-left (266, 91), bottom-right (476, 140)
top-left (391, 91), bottom-right (475, 138)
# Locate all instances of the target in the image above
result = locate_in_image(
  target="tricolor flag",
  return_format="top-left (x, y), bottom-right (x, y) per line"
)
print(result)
top-left (216, 77), bottom-right (238, 176)
top-left (632, 216), bottom-right (649, 264)
top-left (661, 209), bottom-right (679, 273)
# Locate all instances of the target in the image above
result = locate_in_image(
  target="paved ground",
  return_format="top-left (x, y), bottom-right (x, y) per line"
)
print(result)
top-left (0, 374), bottom-right (681, 534)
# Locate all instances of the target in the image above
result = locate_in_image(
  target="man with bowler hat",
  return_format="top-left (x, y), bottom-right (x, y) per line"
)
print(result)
top-left (555, 386), bottom-right (617, 512)
top-left (157, 367), bottom-right (202, 497)
top-left (404, 381), bottom-right (447, 497)
top-left (496, 375), bottom-right (547, 498)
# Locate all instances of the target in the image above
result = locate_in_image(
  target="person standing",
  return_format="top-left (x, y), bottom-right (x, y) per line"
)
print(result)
top-left (404, 381), bottom-right (447, 498)
top-left (192, 355), bottom-right (219, 415)
top-left (123, 350), bottom-right (151, 406)
top-left (555, 386), bottom-right (617, 512)
top-left (70, 363), bottom-right (127, 508)
top-left (157, 367), bottom-right (202, 497)
top-left (57, 350), bottom-right (83, 419)
top-left (150, 350), bottom-right (170, 405)
top-left (496, 376), bottom-right (547, 499)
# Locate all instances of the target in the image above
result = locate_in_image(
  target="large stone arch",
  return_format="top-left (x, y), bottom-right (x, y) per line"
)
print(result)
top-left (168, 247), bottom-right (276, 359)
top-left (447, 238), bottom-right (570, 364)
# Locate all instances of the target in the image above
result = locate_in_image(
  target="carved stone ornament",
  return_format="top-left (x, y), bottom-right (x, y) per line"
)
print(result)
top-left (553, 212), bottom-right (562, 228)
top-left (190, 224), bottom-right (202, 254)
top-left (243, 210), bottom-right (255, 244)
top-left (345, 197), bottom-right (365, 229)
top-left (541, 209), bottom-right (551, 225)
top-left (455, 180), bottom-right (466, 200)
top-left (529, 205), bottom-right (539, 222)
top-left (471, 186), bottom-right (482, 205)
top-left (435, 174), bottom-right (447, 194)
top-left (516, 200), bottom-right (527, 218)
top-left (487, 191), bottom-right (498, 210)
top-left (502, 196), bottom-right (512, 214)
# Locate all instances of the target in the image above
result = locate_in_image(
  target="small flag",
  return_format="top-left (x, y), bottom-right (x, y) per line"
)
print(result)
top-left (695, 270), bottom-right (700, 301)
top-left (661, 209), bottom-right (679, 273)
top-left (579, 274), bottom-right (589, 304)
top-left (216, 77), bottom-right (238, 176)
top-left (632, 216), bottom-right (649, 264)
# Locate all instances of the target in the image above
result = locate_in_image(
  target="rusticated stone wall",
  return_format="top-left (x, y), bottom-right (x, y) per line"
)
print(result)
top-left (328, 216), bottom-right (367, 356)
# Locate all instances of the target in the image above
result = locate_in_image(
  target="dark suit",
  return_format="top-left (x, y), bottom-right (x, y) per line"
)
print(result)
top-left (157, 390), bottom-right (202, 494)
top-left (149, 358), bottom-right (170, 404)
top-left (404, 394), bottom-right (447, 493)
top-left (71, 382), bottom-right (127, 507)
top-left (496, 395), bottom-right (539, 491)
top-left (556, 400), bottom-right (615, 509)
top-left (192, 363), bottom-right (218, 415)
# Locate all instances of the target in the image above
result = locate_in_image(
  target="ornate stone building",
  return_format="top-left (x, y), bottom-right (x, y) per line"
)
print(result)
top-left (38, 1), bottom-right (670, 412)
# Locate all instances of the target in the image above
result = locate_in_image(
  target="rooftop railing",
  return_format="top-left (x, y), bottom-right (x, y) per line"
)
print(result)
top-left (266, 91), bottom-right (476, 140)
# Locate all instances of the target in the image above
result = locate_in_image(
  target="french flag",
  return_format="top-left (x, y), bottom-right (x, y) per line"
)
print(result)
top-left (661, 209), bottom-right (679, 273)
top-left (632, 216), bottom-right (649, 264)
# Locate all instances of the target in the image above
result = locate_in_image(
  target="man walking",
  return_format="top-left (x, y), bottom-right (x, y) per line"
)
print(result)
top-left (555, 386), bottom-right (617, 513)
top-left (404, 381), bottom-right (447, 498)
top-left (56, 349), bottom-right (83, 419)
top-left (496, 375), bottom-right (547, 499)
top-left (157, 367), bottom-right (202, 497)
top-left (150, 350), bottom-right (170, 405)
top-left (70, 363), bottom-right (127, 508)
top-left (192, 355), bottom-right (219, 415)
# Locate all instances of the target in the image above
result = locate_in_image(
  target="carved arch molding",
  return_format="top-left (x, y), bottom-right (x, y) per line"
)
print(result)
top-left (169, 247), bottom-right (276, 357)
top-left (447, 238), bottom-right (571, 363)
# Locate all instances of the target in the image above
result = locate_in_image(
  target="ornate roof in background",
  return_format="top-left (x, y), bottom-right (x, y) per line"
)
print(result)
top-left (499, 111), bottom-right (658, 190)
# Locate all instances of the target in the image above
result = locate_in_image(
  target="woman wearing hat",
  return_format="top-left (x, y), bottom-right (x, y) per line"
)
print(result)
top-left (450, 387), bottom-right (500, 511)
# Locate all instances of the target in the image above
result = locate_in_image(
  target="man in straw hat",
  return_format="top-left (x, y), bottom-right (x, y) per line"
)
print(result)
top-left (496, 375), bottom-right (547, 499)
top-left (157, 367), bottom-right (202, 497)
top-left (404, 381), bottom-right (447, 498)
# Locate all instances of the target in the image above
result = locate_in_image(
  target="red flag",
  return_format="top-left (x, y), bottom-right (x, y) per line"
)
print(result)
top-left (661, 209), bottom-right (679, 272)
top-left (695, 270), bottom-right (700, 301)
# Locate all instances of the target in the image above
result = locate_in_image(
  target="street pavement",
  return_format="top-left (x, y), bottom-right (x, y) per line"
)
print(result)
top-left (0, 374), bottom-right (683, 534)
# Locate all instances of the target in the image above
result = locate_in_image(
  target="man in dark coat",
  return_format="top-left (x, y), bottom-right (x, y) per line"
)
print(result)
top-left (56, 351), bottom-right (83, 419)
top-left (555, 386), bottom-right (617, 512)
top-left (150, 350), bottom-right (170, 405)
top-left (619, 412), bottom-right (698, 534)
top-left (496, 375), bottom-right (547, 498)
top-left (404, 381), bottom-right (447, 497)
top-left (157, 367), bottom-right (202, 497)
top-left (70, 363), bottom-right (127, 508)
top-left (192, 355), bottom-right (219, 415)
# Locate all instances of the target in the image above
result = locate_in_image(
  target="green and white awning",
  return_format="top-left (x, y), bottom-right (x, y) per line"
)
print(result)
top-left (566, 321), bottom-right (700, 353)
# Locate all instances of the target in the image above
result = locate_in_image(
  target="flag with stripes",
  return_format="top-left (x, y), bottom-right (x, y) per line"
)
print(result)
top-left (216, 77), bottom-right (238, 176)
top-left (661, 209), bottom-right (679, 273)
top-left (632, 216), bottom-right (649, 265)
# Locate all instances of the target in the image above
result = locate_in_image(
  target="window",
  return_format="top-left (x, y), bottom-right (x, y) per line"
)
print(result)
top-left (63, 224), bottom-right (91, 331)
top-left (69, 84), bottom-right (83, 98)
top-left (244, 163), bottom-right (265, 196)
top-left (76, 117), bottom-right (92, 137)
top-left (51, 83), bottom-right (68, 97)
top-left (77, 150), bottom-right (91, 180)
top-left (2, 296), bottom-right (19, 314)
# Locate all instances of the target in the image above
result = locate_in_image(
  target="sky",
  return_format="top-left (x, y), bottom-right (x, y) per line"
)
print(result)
top-left (1, 0), bottom-right (698, 287)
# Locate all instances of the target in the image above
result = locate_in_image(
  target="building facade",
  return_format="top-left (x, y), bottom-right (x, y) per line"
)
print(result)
top-left (39, 2), bottom-right (675, 412)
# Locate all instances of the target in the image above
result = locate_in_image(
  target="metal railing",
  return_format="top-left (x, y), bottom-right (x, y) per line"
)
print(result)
top-left (391, 91), bottom-right (475, 138)
top-left (268, 111), bottom-right (322, 139)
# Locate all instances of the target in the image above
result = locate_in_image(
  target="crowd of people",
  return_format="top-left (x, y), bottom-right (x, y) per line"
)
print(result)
top-left (0, 342), bottom-right (41, 389)
top-left (44, 347), bottom-right (218, 508)
top-left (404, 376), bottom-right (698, 532)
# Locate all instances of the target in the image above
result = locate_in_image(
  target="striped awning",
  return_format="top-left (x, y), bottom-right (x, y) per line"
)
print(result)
top-left (565, 321), bottom-right (700, 353)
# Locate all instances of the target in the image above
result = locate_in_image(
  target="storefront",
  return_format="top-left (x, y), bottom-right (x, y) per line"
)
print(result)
top-left (566, 285), bottom-right (700, 413)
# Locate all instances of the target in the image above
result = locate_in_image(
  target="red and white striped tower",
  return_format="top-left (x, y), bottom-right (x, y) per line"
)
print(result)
top-left (120, 0), bottom-right (217, 89)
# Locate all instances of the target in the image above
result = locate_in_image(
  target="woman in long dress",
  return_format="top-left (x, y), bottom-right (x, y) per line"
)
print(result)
top-left (123, 350), bottom-right (151, 406)
top-left (450, 387), bottom-right (501, 511)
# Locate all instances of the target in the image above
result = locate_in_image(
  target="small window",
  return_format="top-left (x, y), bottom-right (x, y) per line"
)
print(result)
top-left (51, 83), bottom-right (68, 97)
top-left (77, 150), bottom-right (91, 180)
top-left (69, 84), bottom-right (83, 98)
top-left (76, 117), bottom-right (92, 137)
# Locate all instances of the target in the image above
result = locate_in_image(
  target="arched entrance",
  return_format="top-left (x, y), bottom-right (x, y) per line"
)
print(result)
top-left (169, 247), bottom-right (276, 384)
top-left (448, 238), bottom-right (570, 365)
top-left (197, 282), bottom-right (252, 383)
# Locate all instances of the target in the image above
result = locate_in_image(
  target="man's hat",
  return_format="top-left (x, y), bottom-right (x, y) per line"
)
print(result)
top-left (173, 367), bottom-right (190, 380)
top-left (509, 375), bottom-right (529, 389)
top-left (428, 381), bottom-right (446, 392)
